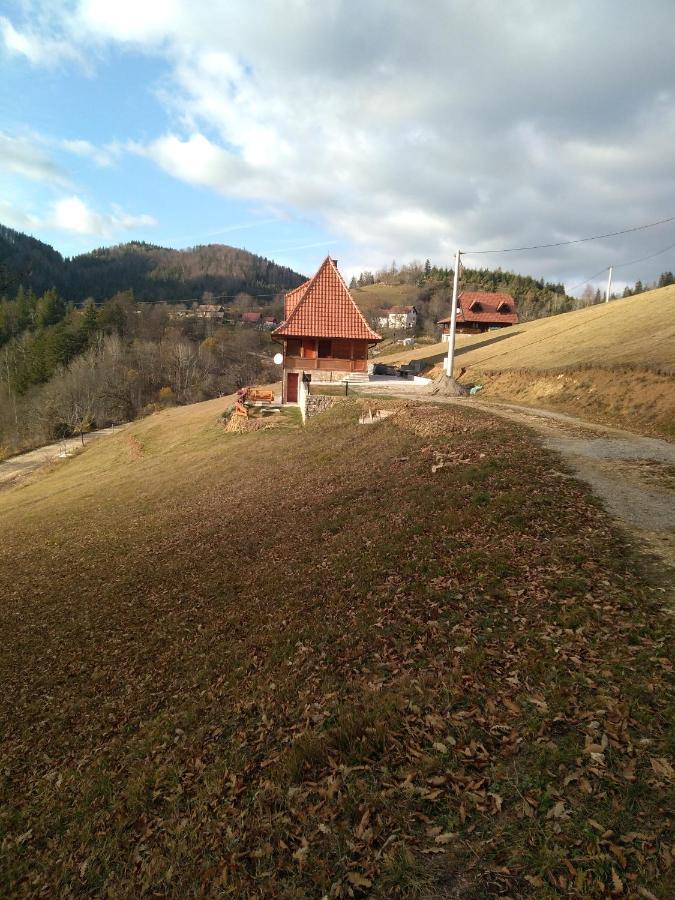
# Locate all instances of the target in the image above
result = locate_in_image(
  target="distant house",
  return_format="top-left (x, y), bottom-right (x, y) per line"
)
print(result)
top-left (262, 315), bottom-right (278, 330)
top-left (438, 291), bottom-right (518, 336)
top-left (376, 305), bottom-right (417, 330)
top-left (273, 257), bottom-right (381, 403)
top-left (240, 311), bottom-right (262, 325)
top-left (195, 303), bottom-right (226, 321)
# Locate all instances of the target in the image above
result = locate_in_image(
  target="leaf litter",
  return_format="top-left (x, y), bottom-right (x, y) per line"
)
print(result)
top-left (0, 397), bottom-right (671, 897)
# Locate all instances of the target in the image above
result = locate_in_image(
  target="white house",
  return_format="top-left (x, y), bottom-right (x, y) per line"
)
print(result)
top-left (376, 305), bottom-right (417, 330)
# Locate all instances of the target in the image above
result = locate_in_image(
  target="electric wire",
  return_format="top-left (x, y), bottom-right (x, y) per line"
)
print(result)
top-left (563, 238), bottom-right (675, 294)
top-left (464, 214), bottom-right (675, 255)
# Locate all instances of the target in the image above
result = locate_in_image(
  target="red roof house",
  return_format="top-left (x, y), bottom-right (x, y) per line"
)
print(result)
top-left (437, 291), bottom-right (518, 335)
top-left (273, 257), bottom-right (381, 402)
top-left (241, 311), bottom-right (262, 325)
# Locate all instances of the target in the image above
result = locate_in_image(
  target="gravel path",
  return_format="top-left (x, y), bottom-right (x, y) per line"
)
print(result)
top-left (0, 426), bottom-right (126, 489)
top-left (376, 387), bottom-right (675, 568)
top-left (475, 401), bottom-right (674, 557)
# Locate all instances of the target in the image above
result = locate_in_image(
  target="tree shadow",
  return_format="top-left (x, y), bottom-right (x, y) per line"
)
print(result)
top-left (455, 328), bottom-right (522, 357)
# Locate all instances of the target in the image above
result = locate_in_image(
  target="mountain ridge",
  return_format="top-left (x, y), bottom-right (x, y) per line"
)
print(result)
top-left (0, 225), bottom-right (306, 302)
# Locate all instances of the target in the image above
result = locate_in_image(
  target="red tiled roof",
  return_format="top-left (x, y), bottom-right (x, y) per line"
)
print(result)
top-left (273, 257), bottom-right (382, 342)
top-left (241, 311), bottom-right (262, 322)
top-left (388, 305), bottom-right (416, 314)
top-left (438, 291), bottom-right (518, 326)
top-left (284, 280), bottom-right (310, 320)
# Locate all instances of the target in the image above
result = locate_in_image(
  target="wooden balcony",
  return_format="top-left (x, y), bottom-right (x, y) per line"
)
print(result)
top-left (284, 355), bottom-right (368, 373)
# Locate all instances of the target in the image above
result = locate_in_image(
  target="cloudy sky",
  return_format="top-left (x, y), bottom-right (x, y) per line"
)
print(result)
top-left (1, 0), bottom-right (674, 292)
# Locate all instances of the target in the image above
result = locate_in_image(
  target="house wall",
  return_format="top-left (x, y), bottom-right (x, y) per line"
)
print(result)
top-left (280, 337), bottom-right (373, 402)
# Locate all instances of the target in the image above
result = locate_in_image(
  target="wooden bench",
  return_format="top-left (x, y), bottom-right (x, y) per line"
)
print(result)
top-left (248, 389), bottom-right (275, 404)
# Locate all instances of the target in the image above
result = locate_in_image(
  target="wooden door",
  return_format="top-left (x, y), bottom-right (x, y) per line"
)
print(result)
top-left (286, 372), bottom-right (299, 403)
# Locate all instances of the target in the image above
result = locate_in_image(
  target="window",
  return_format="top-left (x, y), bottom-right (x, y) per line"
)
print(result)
top-left (302, 339), bottom-right (317, 359)
top-left (318, 339), bottom-right (331, 358)
top-left (286, 338), bottom-right (301, 356)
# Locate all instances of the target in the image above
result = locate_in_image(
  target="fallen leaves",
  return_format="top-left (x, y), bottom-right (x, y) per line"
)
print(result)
top-left (0, 398), bottom-right (671, 897)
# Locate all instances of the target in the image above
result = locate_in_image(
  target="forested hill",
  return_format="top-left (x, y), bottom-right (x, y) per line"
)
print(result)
top-left (0, 225), bottom-right (305, 302)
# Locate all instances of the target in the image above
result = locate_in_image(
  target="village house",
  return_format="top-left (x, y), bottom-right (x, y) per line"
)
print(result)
top-left (272, 257), bottom-right (382, 403)
top-left (240, 311), bottom-right (262, 326)
top-left (438, 291), bottom-right (518, 336)
top-left (194, 303), bottom-right (226, 321)
top-left (376, 305), bottom-right (417, 330)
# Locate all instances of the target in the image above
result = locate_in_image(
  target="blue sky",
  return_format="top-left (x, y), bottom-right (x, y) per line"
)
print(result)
top-left (1, 1), bottom-right (674, 290)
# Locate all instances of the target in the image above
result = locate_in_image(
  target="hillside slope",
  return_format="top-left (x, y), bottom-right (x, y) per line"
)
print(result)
top-left (0, 396), bottom-right (671, 897)
top-left (0, 224), bottom-right (305, 301)
top-left (379, 287), bottom-right (675, 434)
top-left (380, 286), bottom-right (675, 371)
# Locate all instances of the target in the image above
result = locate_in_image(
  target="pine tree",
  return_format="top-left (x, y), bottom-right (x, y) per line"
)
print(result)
top-left (36, 289), bottom-right (66, 329)
top-left (81, 301), bottom-right (99, 335)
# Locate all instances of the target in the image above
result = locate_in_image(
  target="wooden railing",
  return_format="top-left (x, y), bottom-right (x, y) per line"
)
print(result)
top-left (285, 356), bottom-right (367, 372)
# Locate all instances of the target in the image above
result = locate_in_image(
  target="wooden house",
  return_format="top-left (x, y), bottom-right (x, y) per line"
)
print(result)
top-left (438, 291), bottom-right (518, 336)
top-left (272, 257), bottom-right (382, 403)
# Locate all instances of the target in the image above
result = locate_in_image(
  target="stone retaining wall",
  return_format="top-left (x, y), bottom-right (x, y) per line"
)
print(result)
top-left (305, 394), bottom-right (341, 418)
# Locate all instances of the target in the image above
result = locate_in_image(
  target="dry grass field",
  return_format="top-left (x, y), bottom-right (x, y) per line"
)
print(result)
top-left (350, 283), bottom-right (419, 319)
top-left (377, 286), bottom-right (675, 435)
top-left (0, 395), bottom-right (672, 897)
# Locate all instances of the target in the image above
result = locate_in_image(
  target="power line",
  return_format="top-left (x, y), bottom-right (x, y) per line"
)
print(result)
top-left (565, 238), bottom-right (675, 294)
top-left (464, 214), bottom-right (675, 255)
top-left (613, 239), bottom-right (675, 270)
top-left (566, 266), bottom-right (610, 294)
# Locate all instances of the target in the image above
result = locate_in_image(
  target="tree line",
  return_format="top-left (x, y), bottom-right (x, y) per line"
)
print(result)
top-left (0, 225), bottom-right (304, 302)
top-left (349, 260), bottom-right (674, 330)
top-left (0, 287), bottom-right (276, 457)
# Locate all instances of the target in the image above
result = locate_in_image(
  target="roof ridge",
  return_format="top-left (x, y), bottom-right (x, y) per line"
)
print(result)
top-left (280, 256), bottom-right (331, 331)
top-left (327, 257), bottom-right (381, 339)
top-left (272, 256), bottom-right (381, 342)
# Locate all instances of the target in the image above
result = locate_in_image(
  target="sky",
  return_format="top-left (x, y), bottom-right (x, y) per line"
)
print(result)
top-left (1, 0), bottom-right (674, 293)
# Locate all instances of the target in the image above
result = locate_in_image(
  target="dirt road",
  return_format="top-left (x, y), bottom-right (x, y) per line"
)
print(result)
top-left (0, 426), bottom-right (126, 490)
top-left (471, 400), bottom-right (675, 567)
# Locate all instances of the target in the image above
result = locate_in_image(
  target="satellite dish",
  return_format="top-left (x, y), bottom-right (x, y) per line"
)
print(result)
top-left (273, 352), bottom-right (283, 365)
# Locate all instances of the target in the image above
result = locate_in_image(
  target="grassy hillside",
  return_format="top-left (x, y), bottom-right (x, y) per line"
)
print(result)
top-left (351, 283), bottom-right (419, 316)
top-left (380, 286), bottom-right (675, 371)
top-left (378, 287), bottom-right (675, 434)
top-left (0, 396), bottom-right (671, 896)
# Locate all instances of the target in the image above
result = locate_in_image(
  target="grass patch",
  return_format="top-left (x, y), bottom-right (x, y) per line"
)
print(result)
top-left (0, 396), bottom-right (671, 896)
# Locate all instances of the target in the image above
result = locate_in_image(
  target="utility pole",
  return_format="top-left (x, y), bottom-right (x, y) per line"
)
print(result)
top-left (605, 266), bottom-right (613, 303)
top-left (445, 249), bottom-right (461, 376)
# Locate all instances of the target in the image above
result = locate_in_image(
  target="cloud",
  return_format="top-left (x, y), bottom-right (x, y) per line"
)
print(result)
top-left (59, 139), bottom-right (113, 167)
top-left (0, 200), bottom-right (42, 232)
top-left (0, 132), bottom-right (71, 186)
top-left (3, 1), bottom-right (675, 289)
top-left (0, 14), bottom-right (83, 67)
top-left (50, 196), bottom-right (157, 235)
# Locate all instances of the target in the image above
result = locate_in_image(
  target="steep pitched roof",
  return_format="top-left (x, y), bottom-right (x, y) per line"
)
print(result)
top-left (438, 291), bottom-right (518, 326)
top-left (284, 280), bottom-right (310, 320)
top-left (273, 257), bottom-right (382, 342)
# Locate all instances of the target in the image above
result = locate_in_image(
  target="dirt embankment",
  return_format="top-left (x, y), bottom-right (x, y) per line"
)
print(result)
top-left (476, 368), bottom-right (674, 438)
top-left (422, 364), bottom-right (674, 439)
